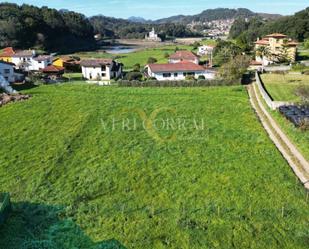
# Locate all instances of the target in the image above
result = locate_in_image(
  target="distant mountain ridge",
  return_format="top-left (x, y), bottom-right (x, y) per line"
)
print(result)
top-left (125, 8), bottom-right (281, 24)
top-left (154, 8), bottom-right (256, 24)
top-left (128, 16), bottom-right (149, 23)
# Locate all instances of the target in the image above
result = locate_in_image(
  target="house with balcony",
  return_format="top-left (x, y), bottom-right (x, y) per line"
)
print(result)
top-left (80, 59), bottom-right (122, 82)
top-left (255, 33), bottom-right (298, 66)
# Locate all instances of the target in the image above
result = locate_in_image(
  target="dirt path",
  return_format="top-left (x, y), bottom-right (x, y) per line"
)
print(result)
top-left (247, 83), bottom-right (309, 190)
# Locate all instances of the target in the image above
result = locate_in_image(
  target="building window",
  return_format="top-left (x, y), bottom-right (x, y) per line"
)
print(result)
top-left (89, 73), bottom-right (92, 79)
top-left (163, 73), bottom-right (171, 78)
top-left (4, 77), bottom-right (9, 81)
top-left (101, 65), bottom-right (106, 71)
top-left (4, 69), bottom-right (10, 74)
top-left (184, 72), bottom-right (195, 76)
top-left (101, 73), bottom-right (106, 77)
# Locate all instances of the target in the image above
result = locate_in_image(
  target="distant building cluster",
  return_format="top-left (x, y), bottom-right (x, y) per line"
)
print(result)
top-left (188, 19), bottom-right (236, 38)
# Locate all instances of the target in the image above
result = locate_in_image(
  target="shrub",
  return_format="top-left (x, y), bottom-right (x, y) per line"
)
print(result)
top-left (303, 70), bottom-right (309, 75)
top-left (198, 75), bottom-right (206, 80)
top-left (133, 63), bottom-right (141, 72)
top-left (164, 52), bottom-right (169, 59)
top-left (147, 57), bottom-right (157, 64)
top-left (295, 85), bottom-right (309, 103)
top-left (304, 39), bottom-right (309, 49)
top-left (185, 75), bottom-right (196, 81)
top-left (124, 72), bottom-right (143, 81)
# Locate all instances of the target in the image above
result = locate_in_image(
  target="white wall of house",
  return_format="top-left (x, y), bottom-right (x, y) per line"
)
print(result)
top-left (12, 56), bottom-right (32, 71)
top-left (256, 56), bottom-right (273, 66)
top-left (148, 68), bottom-right (216, 81)
top-left (82, 65), bottom-right (112, 81)
top-left (31, 57), bottom-right (52, 71)
top-left (0, 62), bottom-right (15, 83)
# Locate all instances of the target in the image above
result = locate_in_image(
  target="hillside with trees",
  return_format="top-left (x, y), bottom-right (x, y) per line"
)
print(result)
top-left (89, 15), bottom-right (201, 39)
top-left (229, 7), bottom-right (309, 45)
top-left (0, 3), bottom-right (96, 53)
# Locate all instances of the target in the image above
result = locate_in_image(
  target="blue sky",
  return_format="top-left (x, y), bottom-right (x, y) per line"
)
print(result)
top-left (4, 0), bottom-right (309, 19)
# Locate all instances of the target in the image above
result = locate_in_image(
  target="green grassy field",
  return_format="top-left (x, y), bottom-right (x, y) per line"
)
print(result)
top-left (261, 73), bottom-right (309, 102)
top-left (72, 44), bottom-right (194, 70)
top-left (0, 84), bottom-right (308, 249)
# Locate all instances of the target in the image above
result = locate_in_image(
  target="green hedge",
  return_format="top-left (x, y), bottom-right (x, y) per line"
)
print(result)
top-left (0, 193), bottom-right (11, 225)
top-left (117, 79), bottom-right (238, 87)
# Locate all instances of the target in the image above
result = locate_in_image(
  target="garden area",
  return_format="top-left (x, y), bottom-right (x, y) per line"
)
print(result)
top-left (260, 73), bottom-right (309, 102)
top-left (0, 84), bottom-right (308, 248)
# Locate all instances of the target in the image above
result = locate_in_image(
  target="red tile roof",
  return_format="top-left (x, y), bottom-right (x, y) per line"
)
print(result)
top-left (265, 33), bottom-right (288, 38)
top-left (33, 55), bottom-right (52, 62)
top-left (80, 59), bottom-right (113, 67)
top-left (250, 60), bottom-right (262, 66)
top-left (169, 51), bottom-right (198, 60)
top-left (42, 65), bottom-right (65, 73)
top-left (0, 47), bottom-right (15, 57)
top-left (147, 62), bottom-right (206, 73)
top-left (255, 39), bottom-right (269, 45)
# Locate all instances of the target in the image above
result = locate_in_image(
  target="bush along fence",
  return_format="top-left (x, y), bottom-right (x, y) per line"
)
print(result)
top-left (0, 193), bottom-right (11, 225)
top-left (255, 72), bottom-right (292, 110)
top-left (117, 79), bottom-right (238, 87)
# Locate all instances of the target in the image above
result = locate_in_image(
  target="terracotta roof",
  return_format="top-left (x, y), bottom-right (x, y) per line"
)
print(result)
top-left (0, 47), bottom-right (15, 57)
top-left (33, 55), bottom-right (52, 62)
top-left (255, 39), bottom-right (269, 45)
top-left (42, 65), bottom-right (65, 73)
top-left (80, 59), bottom-right (113, 67)
top-left (169, 51), bottom-right (198, 60)
top-left (265, 33), bottom-right (288, 38)
top-left (12, 50), bottom-right (35, 57)
top-left (286, 41), bottom-right (299, 46)
top-left (147, 62), bottom-right (206, 73)
top-left (250, 60), bottom-right (262, 66)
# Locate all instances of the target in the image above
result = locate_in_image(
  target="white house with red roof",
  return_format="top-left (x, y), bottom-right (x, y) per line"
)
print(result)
top-left (80, 59), bottom-right (122, 81)
top-left (168, 51), bottom-right (199, 65)
top-left (145, 62), bottom-right (216, 81)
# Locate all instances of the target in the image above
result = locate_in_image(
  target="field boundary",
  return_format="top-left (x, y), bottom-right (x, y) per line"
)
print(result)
top-left (248, 82), bottom-right (309, 190)
top-left (255, 72), bottom-right (292, 110)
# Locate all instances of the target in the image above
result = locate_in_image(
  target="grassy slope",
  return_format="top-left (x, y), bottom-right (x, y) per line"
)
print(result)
top-left (0, 84), bottom-right (308, 249)
top-left (261, 74), bottom-right (309, 102)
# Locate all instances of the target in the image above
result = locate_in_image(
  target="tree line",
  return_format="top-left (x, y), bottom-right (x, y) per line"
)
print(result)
top-left (0, 3), bottom-right (202, 53)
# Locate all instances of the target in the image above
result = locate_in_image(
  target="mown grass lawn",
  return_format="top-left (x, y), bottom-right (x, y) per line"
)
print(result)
top-left (261, 73), bottom-right (309, 102)
top-left (0, 84), bottom-right (308, 249)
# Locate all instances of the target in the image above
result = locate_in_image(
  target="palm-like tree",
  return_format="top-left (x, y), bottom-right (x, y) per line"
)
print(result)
top-left (256, 46), bottom-right (271, 59)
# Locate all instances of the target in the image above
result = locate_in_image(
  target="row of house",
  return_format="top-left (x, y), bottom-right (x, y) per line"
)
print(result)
top-left (79, 50), bottom-right (216, 82)
top-left (0, 47), bottom-right (82, 83)
top-left (0, 33), bottom-right (299, 84)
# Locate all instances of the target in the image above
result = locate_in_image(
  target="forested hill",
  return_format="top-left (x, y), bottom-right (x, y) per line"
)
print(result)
top-left (89, 16), bottom-right (201, 39)
top-left (154, 8), bottom-right (256, 24)
top-left (0, 3), bottom-right (96, 53)
top-left (229, 7), bottom-right (309, 43)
